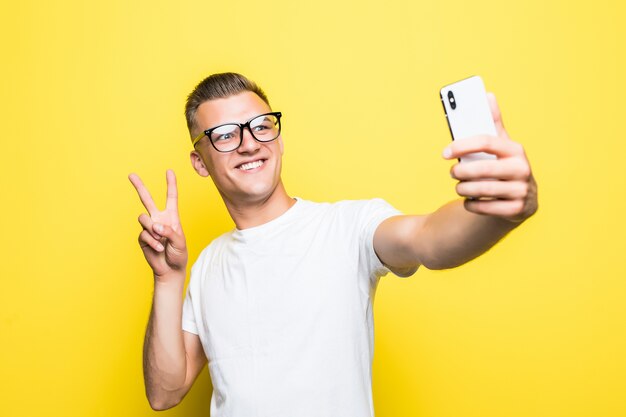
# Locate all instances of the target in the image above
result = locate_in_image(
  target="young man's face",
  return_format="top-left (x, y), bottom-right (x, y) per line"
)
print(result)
top-left (190, 91), bottom-right (284, 205)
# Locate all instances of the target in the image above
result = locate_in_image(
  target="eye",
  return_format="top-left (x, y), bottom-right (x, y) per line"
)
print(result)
top-left (250, 116), bottom-right (275, 133)
top-left (210, 125), bottom-right (239, 142)
top-left (214, 132), bottom-right (234, 141)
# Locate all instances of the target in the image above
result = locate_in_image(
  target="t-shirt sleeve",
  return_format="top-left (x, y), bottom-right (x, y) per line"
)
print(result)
top-left (181, 263), bottom-right (200, 335)
top-left (358, 198), bottom-right (403, 280)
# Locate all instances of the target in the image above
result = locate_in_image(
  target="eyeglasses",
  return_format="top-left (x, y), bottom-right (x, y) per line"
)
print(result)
top-left (192, 112), bottom-right (282, 152)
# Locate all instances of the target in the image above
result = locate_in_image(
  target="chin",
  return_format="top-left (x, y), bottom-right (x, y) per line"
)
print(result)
top-left (217, 163), bottom-right (283, 204)
top-left (242, 183), bottom-right (279, 202)
top-left (216, 180), bottom-right (274, 204)
top-left (237, 171), bottom-right (281, 200)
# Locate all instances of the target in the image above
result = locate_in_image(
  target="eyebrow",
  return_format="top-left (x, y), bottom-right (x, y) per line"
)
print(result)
top-left (206, 112), bottom-right (273, 131)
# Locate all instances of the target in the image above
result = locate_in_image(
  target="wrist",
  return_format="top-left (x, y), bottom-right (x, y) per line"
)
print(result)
top-left (153, 271), bottom-right (186, 290)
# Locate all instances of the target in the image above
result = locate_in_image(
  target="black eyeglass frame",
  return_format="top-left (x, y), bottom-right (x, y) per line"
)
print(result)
top-left (192, 111), bottom-right (282, 152)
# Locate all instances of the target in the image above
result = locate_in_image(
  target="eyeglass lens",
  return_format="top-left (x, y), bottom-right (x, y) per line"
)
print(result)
top-left (210, 114), bottom-right (280, 152)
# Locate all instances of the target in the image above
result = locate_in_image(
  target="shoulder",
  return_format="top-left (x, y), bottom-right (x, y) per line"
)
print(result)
top-left (196, 231), bottom-right (231, 257)
top-left (188, 230), bottom-right (233, 278)
top-left (328, 198), bottom-right (400, 219)
top-left (296, 198), bottom-right (401, 233)
top-left (301, 197), bottom-right (396, 212)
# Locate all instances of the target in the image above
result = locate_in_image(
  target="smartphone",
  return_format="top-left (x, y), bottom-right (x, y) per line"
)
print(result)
top-left (440, 75), bottom-right (497, 163)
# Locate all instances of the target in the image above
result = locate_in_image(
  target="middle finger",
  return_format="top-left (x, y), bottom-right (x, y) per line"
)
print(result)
top-left (456, 180), bottom-right (528, 200)
top-left (452, 158), bottom-right (529, 181)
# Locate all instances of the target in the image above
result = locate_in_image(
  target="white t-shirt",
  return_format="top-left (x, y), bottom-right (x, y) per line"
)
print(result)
top-left (182, 198), bottom-right (404, 417)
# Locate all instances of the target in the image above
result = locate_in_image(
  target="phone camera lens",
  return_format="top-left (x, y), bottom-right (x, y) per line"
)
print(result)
top-left (448, 91), bottom-right (456, 110)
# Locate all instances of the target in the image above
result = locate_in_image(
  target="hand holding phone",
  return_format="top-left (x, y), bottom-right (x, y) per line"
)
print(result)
top-left (438, 76), bottom-right (538, 223)
top-left (440, 76), bottom-right (497, 163)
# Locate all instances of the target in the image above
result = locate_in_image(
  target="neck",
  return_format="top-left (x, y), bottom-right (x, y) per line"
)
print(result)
top-left (222, 182), bottom-right (295, 230)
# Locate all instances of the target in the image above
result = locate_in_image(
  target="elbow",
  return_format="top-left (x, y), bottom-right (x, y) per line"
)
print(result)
top-left (412, 249), bottom-right (446, 271)
top-left (418, 248), bottom-right (463, 270)
top-left (149, 402), bottom-right (170, 412)
top-left (143, 365), bottom-right (188, 411)
top-left (421, 254), bottom-right (475, 270)
top-left (147, 392), bottom-right (182, 411)
top-left (148, 398), bottom-right (179, 412)
top-left (422, 261), bottom-right (458, 270)
top-left (420, 259), bottom-right (446, 270)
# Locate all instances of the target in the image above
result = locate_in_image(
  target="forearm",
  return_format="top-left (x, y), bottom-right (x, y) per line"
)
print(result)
top-left (143, 273), bottom-right (187, 409)
top-left (418, 199), bottom-right (519, 270)
top-left (377, 95), bottom-right (537, 272)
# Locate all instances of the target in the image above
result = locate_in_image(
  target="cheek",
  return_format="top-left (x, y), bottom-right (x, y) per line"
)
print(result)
top-left (205, 155), bottom-right (228, 175)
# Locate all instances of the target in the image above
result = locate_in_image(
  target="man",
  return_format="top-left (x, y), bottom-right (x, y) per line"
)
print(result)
top-left (129, 73), bottom-right (537, 416)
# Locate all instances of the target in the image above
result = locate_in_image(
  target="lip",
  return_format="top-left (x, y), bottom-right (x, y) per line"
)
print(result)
top-left (235, 158), bottom-right (267, 172)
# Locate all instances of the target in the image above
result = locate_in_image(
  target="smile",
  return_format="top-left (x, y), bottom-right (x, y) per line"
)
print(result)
top-left (237, 159), bottom-right (265, 171)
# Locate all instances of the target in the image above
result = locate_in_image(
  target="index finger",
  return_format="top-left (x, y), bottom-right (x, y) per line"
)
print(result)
top-left (165, 169), bottom-right (178, 212)
top-left (128, 173), bottom-right (158, 215)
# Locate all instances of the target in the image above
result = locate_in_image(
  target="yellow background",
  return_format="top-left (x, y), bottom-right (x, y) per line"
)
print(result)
top-left (1, 0), bottom-right (624, 416)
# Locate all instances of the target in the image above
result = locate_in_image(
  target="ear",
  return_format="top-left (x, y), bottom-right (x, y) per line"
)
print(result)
top-left (190, 150), bottom-right (210, 177)
top-left (278, 136), bottom-right (284, 155)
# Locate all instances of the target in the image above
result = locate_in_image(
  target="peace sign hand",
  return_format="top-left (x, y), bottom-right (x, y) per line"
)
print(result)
top-left (129, 170), bottom-right (188, 281)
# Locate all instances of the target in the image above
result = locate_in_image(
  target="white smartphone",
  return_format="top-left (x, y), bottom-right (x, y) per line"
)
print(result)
top-left (440, 75), bottom-right (497, 163)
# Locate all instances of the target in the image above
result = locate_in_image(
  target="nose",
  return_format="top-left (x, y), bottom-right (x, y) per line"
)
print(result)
top-left (237, 127), bottom-right (261, 154)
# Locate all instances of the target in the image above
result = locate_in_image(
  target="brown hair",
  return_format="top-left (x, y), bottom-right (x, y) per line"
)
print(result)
top-left (184, 72), bottom-right (270, 137)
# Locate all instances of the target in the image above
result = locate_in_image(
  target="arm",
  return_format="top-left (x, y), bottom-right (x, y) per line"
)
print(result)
top-left (129, 170), bottom-right (207, 410)
top-left (143, 275), bottom-right (207, 410)
top-left (374, 94), bottom-right (538, 271)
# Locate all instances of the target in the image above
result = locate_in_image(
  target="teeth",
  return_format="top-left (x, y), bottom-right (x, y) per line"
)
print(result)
top-left (239, 160), bottom-right (264, 171)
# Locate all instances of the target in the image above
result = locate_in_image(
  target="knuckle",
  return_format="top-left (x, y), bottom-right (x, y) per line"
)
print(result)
top-left (484, 181), bottom-right (498, 196)
top-left (506, 200), bottom-right (524, 216)
top-left (514, 159), bottom-right (531, 178)
top-left (477, 163), bottom-right (491, 178)
top-left (482, 136), bottom-right (494, 151)
top-left (520, 165), bottom-right (531, 179)
top-left (518, 182), bottom-right (529, 198)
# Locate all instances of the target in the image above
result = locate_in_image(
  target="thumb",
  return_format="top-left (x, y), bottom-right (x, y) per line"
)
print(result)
top-left (152, 223), bottom-right (186, 251)
top-left (487, 92), bottom-right (509, 140)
